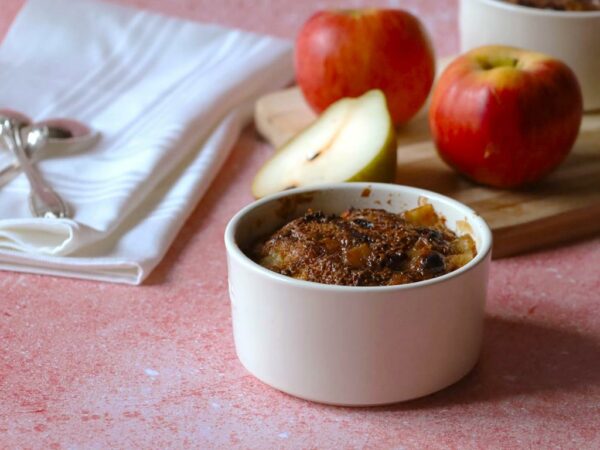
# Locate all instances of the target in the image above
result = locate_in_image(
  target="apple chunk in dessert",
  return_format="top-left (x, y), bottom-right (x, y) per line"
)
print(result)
top-left (251, 204), bottom-right (476, 287)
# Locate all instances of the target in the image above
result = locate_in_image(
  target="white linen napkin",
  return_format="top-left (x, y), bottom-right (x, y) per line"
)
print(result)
top-left (0, 0), bottom-right (293, 284)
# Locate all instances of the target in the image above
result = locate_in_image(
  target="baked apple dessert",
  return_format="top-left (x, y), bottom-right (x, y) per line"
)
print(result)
top-left (251, 204), bottom-right (477, 287)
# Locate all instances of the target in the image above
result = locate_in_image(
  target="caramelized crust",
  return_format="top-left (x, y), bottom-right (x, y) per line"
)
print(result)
top-left (251, 205), bottom-right (477, 287)
top-left (502, 0), bottom-right (600, 10)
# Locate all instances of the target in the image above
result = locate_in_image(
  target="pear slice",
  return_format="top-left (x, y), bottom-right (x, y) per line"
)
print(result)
top-left (252, 89), bottom-right (397, 198)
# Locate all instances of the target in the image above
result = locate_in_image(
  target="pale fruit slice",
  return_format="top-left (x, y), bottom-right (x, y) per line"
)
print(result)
top-left (251, 89), bottom-right (397, 198)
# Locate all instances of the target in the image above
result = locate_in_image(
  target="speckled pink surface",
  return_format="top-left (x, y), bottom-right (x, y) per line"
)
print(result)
top-left (1, 1), bottom-right (599, 448)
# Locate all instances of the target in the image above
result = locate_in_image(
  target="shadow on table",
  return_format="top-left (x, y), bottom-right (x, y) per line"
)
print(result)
top-left (373, 316), bottom-right (600, 411)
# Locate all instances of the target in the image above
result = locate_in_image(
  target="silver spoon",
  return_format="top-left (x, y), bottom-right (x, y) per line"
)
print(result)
top-left (0, 114), bottom-right (99, 187)
top-left (0, 117), bottom-right (70, 218)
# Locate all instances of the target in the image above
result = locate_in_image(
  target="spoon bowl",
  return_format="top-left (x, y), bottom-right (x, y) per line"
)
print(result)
top-left (0, 112), bottom-right (99, 188)
top-left (30, 118), bottom-right (99, 155)
top-left (26, 125), bottom-right (49, 153)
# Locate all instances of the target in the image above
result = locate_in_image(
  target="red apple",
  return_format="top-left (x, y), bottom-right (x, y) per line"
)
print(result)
top-left (429, 46), bottom-right (583, 188)
top-left (295, 9), bottom-right (435, 125)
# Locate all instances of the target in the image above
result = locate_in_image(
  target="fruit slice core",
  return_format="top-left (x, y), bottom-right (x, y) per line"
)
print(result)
top-left (252, 90), bottom-right (393, 198)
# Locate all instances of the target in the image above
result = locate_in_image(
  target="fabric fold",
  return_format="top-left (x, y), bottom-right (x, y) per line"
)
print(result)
top-left (0, 0), bottom-right (293, 283)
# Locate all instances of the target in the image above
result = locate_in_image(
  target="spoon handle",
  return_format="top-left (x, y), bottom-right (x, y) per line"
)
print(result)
top-left (3, 122), bottom-right (70, 219)
top-left (0, 142), bottom-right (40, 188)
top-left (0, 162), bottom-right (20, 187)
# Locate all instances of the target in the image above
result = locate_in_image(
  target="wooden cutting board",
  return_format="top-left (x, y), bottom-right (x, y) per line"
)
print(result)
top-left (253, 65), bottom-right (600, 258)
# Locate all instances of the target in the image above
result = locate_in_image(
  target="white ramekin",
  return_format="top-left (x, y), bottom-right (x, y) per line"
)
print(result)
top-left (459, 0), bottom-right (600, 111)
top-left (224, 183), bottom-right (492, 406)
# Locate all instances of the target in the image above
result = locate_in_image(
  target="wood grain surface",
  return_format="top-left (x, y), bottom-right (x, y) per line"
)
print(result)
top-left (254, 81), bottom-right (600, 258)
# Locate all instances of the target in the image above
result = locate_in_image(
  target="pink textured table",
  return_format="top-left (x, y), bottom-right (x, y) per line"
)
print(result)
top-left (1, 1), bottom-right (599, 448)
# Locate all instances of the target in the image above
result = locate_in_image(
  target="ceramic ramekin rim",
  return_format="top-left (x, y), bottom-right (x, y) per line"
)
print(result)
top-left (224, 182), bottom-right (493, 293)
top-left (465, 0), bottom-right (600, 18)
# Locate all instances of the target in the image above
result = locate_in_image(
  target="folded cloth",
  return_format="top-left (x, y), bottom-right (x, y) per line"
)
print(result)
top-left (0, 0), bottom-right (293, 283)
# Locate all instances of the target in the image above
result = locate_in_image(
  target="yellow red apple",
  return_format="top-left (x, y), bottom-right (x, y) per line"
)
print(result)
top-left (429, 46), bottom-right (583, 188)
top-left (295, 9), bottom-right (435, 126)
